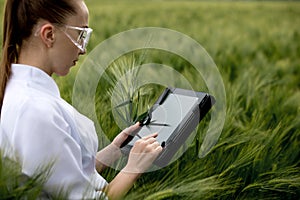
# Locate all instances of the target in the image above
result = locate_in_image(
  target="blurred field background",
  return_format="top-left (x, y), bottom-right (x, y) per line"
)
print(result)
top-left (1, 0), bottom-right (300, 199)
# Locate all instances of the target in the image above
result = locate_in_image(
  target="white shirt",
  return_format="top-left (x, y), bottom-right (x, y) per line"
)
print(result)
top-left (0, 64), bottom-right (107, 199)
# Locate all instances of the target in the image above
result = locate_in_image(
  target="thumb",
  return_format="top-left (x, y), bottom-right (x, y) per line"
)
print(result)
top-left (123, 122), bottom-right (141, 136)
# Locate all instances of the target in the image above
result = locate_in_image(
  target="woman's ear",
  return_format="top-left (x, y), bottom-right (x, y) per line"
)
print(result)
top-left (39, 24), bottom-right (55, 48)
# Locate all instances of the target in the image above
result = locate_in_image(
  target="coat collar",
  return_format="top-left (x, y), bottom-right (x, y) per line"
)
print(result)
top-left (10, 64), bottom-right (61, 98)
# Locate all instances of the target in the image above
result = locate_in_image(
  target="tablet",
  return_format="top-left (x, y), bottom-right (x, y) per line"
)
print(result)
top-left (120, 87), bottom-right (215, 167)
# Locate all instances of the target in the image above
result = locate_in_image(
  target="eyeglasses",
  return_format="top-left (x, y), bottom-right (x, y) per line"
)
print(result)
top-left (61, 25), bottom-right (93, 52)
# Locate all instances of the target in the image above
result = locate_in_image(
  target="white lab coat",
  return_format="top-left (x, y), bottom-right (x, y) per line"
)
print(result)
top-left (0, 64), bottom-right (107, 199)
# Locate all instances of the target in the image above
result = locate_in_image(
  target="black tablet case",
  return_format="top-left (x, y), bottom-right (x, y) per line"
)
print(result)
top-left (121, 87), bottom-right (215, 167)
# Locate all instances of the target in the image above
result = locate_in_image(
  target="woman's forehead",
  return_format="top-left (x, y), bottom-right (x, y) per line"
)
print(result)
top-left (67, 0), bottom-right (89, 26)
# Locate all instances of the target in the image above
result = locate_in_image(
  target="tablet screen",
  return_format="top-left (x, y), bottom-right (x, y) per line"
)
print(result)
top-left (128, 93), bottom-right (199, 146)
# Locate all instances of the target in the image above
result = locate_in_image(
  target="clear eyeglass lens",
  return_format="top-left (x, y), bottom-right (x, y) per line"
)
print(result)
top-left (77, 31), bottom-right (86, 44)
top-left (63, 25), bottom-right (92, 52)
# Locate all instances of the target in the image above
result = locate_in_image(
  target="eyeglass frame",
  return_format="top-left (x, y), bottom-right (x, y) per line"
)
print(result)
top-left (61, 25), bottom-right (93, 52)
top-left (34, 23), bottom-right (93, 53)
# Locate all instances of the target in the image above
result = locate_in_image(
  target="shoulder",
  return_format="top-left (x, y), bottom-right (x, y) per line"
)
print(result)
top-left (8, 96), bottom-right (73, 136)
top-left (10, 97), bottom-right (74, 147)
top-left (19, 97), bottom-right (63, 119)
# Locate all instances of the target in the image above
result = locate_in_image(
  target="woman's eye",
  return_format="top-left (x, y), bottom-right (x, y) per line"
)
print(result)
top-left (78, 31), bottom-right (85, 41)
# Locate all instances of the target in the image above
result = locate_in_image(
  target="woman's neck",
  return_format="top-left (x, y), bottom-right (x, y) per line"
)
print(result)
top-left (18, 40), bottom-right (52, 76)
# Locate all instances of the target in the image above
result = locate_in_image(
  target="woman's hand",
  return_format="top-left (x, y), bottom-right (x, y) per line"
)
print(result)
top-left (123, 132), bottom-right (163, 173)
top-left (104, 133), bottom-right (163, 200)
top-left (95, 122), bottom-right (141, 172)
top-left (112, 122), bottom-right (141, 148)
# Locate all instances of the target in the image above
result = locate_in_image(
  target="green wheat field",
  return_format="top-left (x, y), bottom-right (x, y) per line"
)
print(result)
top-left (0, 0), bottom-right (299, 199)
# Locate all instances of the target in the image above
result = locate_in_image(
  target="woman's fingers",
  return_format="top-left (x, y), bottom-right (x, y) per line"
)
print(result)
top-left (142, 132), bottom-right (158, 139)
top-left (132, 134), bottom-right (163, 154)
top-left (143, 137), bottom-right (157, 144)
top-left (125, 134), bottom-right (163, 173)
top-left (113, 122), bottom-right (141, 147)
top-left (123, 122), bottom-right (140, 136)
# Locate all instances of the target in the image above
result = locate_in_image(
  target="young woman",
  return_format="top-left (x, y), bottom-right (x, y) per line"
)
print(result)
top-left (0, 0), bottom-right (163, 199)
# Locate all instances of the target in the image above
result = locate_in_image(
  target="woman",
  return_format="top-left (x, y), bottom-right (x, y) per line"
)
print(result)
top-left (0, 0), bottom-right (163, 199)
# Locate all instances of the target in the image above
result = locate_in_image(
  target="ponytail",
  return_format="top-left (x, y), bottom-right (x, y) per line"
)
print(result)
top-left (0, 0), bottom-right (77, 116)
top-left (0, 0), bottom-right (19, 115)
